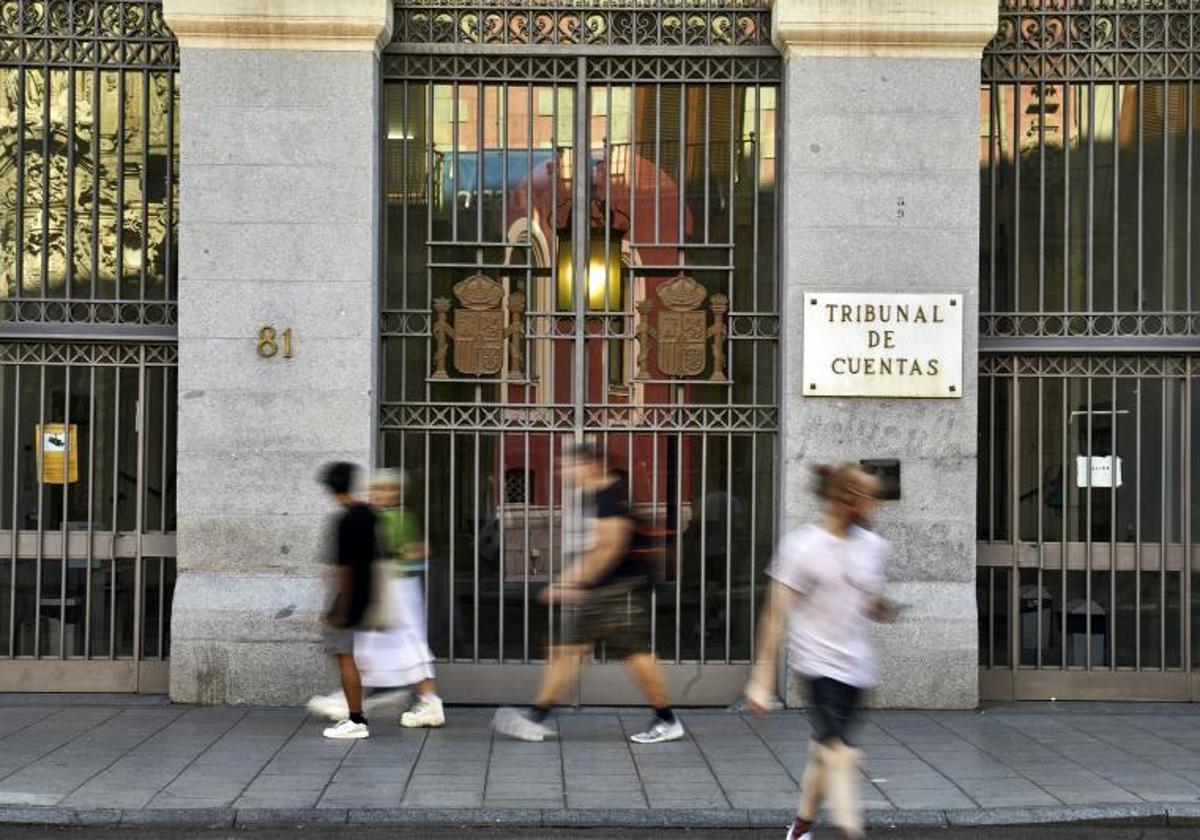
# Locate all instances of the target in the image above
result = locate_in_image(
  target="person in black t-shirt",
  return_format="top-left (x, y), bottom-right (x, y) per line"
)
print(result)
top-left (492, 443), bottom-right (684, 745)
top-left (314, 461), bottom-right (376, 740)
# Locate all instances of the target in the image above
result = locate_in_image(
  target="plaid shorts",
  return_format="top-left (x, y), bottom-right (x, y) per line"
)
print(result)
top-left (564, 581), bottom-right (651, 660)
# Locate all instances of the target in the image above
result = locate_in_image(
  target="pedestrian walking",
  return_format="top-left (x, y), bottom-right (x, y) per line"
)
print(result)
top-left (744, 463), bottom-right (897, 840)
top-left (492, 442), bottom-right (683, 744)
top-left (359, 468), bottom-right (445, 728)
top-left (308, 470), bottom-right (444, 727)
top-left (313, 461), bottom-right (377, 740)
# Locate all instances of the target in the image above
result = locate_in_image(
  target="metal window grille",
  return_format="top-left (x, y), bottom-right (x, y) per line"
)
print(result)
top-left (979, 1), bottom-right (1200, 701)
top-left (0, 1), bottom-right (178, 692)
top-left (1, 0), bottom-right (179, 337)
top-left (503, 468), bottom-right (528, 504)
top-left (381, 2), bottom-right (779, 704)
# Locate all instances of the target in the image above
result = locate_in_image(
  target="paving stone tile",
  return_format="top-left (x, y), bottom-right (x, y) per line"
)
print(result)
top-left (725, 791), bottom-right (797, 809)
top-left (566, 793), bottom-right (648, 809)
top-left (1039, 784), bottom-right (1144, 805)
top-left (401, 790), bottom-right (485, 807)
top-left (881, 788), bottom-right (978, 810)
top-left (644, 796), bottom-right (734, 809)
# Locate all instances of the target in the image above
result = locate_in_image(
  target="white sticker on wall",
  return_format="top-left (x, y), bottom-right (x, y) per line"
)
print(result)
top-left (1075, 455), bottom-right (1122, 488)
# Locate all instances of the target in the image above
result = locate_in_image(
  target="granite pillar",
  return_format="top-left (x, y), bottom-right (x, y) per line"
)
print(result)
top-left (774, 1), bottom-right (998, 708)
top-left (163, 0), bottom-right (391, 704)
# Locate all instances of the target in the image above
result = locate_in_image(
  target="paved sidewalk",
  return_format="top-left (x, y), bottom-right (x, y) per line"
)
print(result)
top-left (1, 697), bottom-right (1200, 829)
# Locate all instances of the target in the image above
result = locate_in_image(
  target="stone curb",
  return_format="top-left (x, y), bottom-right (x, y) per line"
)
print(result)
top-left (943, 803), bottom-right (1170, 827)
top-left (0, 803), bottom-right (1188, 829)
top-left (119, 808), bottom-right (236, 828)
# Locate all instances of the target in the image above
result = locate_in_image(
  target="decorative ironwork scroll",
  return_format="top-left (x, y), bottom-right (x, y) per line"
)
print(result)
top-left (978, 352), bottom-right (1193, 379)
top-left (635, 273), bottom-right (728, 382)
top-left (0, 340), bottom-right (176, 366)
top-left (432, 274), bottom-right (526, 378)
top-left (984, 0), bottom-right (1199, 81)
top-left (382, 53), bottom-right (781, 83)
top-left (0, 0), bottom-right (177, 69)
top-left (391, 1), bottom-right (772, 50)
top-left (981, 312), bottom-right (1200, 340)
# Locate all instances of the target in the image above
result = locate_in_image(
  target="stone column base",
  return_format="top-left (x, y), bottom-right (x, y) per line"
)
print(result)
top-left (785, 582), bottom-right (977, 710)
top-left (169, 572), bottom-right (334, 705)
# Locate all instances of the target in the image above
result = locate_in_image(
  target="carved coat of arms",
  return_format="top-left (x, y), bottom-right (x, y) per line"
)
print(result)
top-left (635, 274), bottom-right (728, 381)
top-left (431, 275), bottom-right (525, 379)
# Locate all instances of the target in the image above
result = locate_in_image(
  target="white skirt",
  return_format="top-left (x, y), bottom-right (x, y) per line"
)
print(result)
top-left (355, 577), bottom-right (436, 688)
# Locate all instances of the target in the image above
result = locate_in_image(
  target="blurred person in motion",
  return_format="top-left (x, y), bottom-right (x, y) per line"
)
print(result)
top-left (744, 463), bottom-right (897, 840)
top-left (361, 468), bottom-right (444, 728)
top-left (492, 442), bottom-right (683, 744)
top-left (311, 461), bottom-right (376, 740)
top-left (308, 470), bottom-right (444, 727)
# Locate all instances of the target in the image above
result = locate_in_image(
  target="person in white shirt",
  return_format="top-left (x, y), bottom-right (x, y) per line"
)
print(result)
top-left (745, 463), bottom-right (897, 840)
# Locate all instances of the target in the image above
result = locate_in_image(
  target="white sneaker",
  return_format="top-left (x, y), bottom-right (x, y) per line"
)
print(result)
top-left (364, 689), bottom-right (411, 716)
top-left (785, 825), bottom-right (812, 840)
top-left (491, 707), bottom-right (556, 742)
top-left (306, 691), bottom-right (349, 721)
top-left (400, 695), bottom-right (445, 728)
top-left (630, 716), bottom-right (685, 744)
top-left (322, 719), bottom-right (369, 740)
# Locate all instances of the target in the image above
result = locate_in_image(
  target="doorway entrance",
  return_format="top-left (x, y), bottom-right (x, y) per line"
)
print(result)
top-left (0, 342), bottom-right (177, 692)
top-left (379, 47), bottom-right (781, 704)
top-left (0, 2), bottom-right (180, 692)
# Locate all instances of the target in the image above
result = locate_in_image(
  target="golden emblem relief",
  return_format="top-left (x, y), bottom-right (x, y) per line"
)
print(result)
top-left (431, 274), bottom-right (526, 379)
top-left (431, 272), bottom-right (727, 382)
top-left (0, 67), bottom-right (174, 298)
top-left (635, 273), bottom-right (728, 382)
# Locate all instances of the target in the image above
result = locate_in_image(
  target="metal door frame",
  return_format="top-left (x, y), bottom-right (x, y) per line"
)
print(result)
top-left (381, 2), bottom-right (781, 705)
top-left (1, 1), bottom-right (180, 692)
top-left (976, 355), bottom-right (1196, 701)
top-left (0, 342), bottom-right (177, 692)
top-left (977, 1), bottom-right (1200, 702)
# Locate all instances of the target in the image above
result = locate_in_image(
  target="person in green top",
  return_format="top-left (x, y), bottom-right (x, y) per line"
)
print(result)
top-left (356, 469), bottom-right (445, 728)
top-left (376, 486), bottom-right (425, 578)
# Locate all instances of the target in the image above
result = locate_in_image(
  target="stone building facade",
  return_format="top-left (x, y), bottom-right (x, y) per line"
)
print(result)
top-left (1, 1), bottom-right (1196, 707)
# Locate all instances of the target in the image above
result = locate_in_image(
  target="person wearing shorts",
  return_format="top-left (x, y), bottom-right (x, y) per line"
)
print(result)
top-left (315, 461), bottom-right (377, 740)
top-left (308, 469), bottom-right (444, 728)
top-left (492, 442), bottom-right (683, 745)
top-left (745, 463), bottom-right (897, 840)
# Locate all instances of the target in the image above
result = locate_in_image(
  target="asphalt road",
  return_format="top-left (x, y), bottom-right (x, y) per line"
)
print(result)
top-left (4, 827), bottom-right (1200, 839)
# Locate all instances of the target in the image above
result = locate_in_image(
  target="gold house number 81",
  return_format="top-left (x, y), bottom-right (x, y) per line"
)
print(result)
top-left (257, 326), bottom-right (294, 359)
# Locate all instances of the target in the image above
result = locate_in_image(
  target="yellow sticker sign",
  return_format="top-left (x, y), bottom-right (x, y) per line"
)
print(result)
top-left (36, 423), bottom-right (78, 484)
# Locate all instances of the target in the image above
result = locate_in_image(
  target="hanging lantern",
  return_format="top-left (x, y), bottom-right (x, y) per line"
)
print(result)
top-left (556, 229), bottom-right (622, 311)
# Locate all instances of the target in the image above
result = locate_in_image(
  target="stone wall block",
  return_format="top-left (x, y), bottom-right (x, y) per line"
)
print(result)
top-left (179, 279), bottom-right (373, 339)
top-left (175, 515), bottom-right (327, 575)
top-left (179, 48), bottom-right (380, 109)
top-left (786, 228), bottom-right (977, 287)
top-left (176, 338), bottom-right (377, 392)
top-left (183, 105), bottom-right (374, 167)
top-left (786, 58), bottom-right (981, 116)
top-left (793, 110), bottom-right (979, 173)
top-left (787, 171), bottom-right (978, 231)
top-left (184, 164), bottom-right (375, 224)
top-left (182, 222), bottom-right (375, 283)
top-left (177, 390), bottom-right (375, 454)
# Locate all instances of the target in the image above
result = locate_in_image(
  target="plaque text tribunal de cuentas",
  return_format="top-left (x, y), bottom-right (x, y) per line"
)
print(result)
top-left (803, 292), bottom-right (964, 398)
